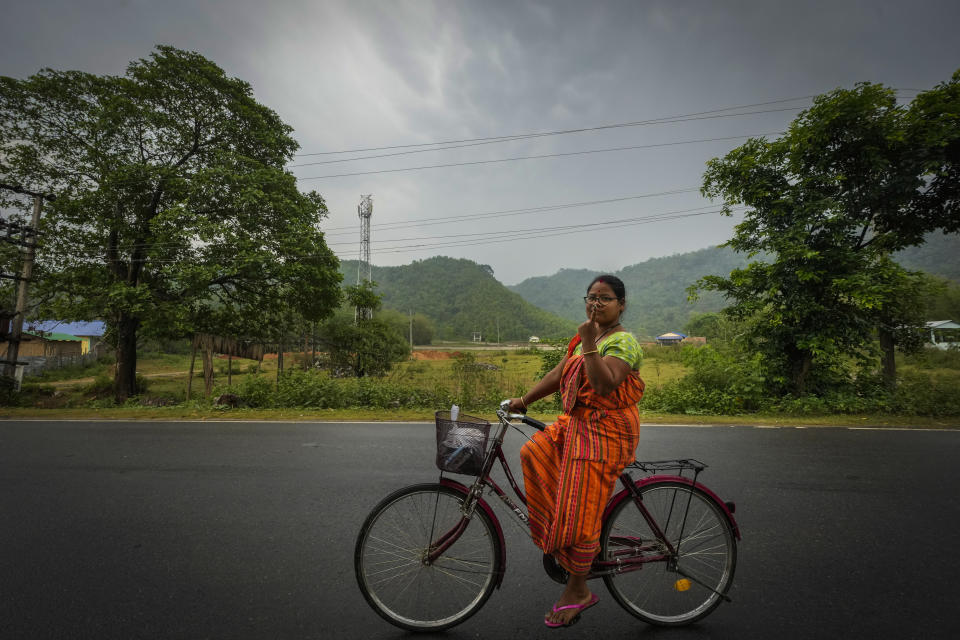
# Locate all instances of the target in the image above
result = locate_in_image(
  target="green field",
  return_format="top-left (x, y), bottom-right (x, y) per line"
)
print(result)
top-left (13, 346), bottom-right (686, 412)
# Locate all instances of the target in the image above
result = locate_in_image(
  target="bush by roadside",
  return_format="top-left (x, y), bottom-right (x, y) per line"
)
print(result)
top-left (641, 347), bottom-right (960, 417)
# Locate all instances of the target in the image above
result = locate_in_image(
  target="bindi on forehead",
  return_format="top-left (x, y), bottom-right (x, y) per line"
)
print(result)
top-left (588, 282), bottom-right (616, 297)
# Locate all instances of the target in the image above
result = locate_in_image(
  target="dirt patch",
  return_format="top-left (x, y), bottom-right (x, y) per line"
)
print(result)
top-left (411, 350), bottom-right (460, 360)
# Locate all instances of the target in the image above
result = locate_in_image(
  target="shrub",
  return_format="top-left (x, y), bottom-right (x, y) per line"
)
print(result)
top-left (450, 352), bottom-right (502, 408)
top-left (0, 378), bottom-right (21, 407)
top-left (901, 346), bottom-right (960, 370)
top-left (888, 370), bottom-right (960, 416)
top-left (84, 373), bottom-right (115, 396)
top-left (534, 339), bottom-right (566, 410)
top-left (232, 370), bottom-right (459, 410)
top-left (235, 374), bottom-right (276, 408)
top-left (641, 382), bottom-right (746, 415)
top-left (641, 345), bottom-right (768, 414)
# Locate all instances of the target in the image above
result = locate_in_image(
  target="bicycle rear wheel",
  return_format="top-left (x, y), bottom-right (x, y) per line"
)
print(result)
top-left (600, 480), bottom-right (737, 626)
top-left (354, 483), bottom-right (501, 631)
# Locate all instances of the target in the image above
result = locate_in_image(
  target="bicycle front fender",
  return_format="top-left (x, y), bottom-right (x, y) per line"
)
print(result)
top-left (603, 475), bottom-right (741, 541)
top-left (439, 477), bottom-right (508, 588)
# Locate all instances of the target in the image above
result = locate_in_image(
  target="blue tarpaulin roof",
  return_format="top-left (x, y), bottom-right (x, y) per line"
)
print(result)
top-left (28, 321), bottom-right (105, 337)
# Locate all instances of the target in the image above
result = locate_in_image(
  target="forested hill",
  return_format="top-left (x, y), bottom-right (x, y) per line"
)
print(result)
top-left (338, 257), bottom-right (575, 341)
top-left (509, 232), bottom-right (960, 338)
top-left (338, 233), bottom-right (958, 342)
top-left (508, 247), bottom-right (749, 338)
top-left (893, 232), bottom-right (960, 282)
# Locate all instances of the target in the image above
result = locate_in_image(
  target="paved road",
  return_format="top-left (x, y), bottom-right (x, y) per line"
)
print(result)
top-left (1, 420), bottom-right (958, 639)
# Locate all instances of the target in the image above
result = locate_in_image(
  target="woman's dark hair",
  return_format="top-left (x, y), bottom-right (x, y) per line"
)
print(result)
top-left (587, 274), bottom-right (626, 301)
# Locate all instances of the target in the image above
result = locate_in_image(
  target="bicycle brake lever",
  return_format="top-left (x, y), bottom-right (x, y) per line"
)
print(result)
top-left (499, 399), bottom-right (526, 415)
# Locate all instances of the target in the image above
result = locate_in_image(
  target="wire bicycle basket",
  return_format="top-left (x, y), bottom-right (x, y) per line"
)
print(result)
top-left (435, 411), bottom-right (491, 476)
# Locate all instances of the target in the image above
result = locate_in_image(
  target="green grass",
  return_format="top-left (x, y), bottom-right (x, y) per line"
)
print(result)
top-left (28, 358), bottom-right (112, 382)
top-left (638, 360), bottom-right (687, 388)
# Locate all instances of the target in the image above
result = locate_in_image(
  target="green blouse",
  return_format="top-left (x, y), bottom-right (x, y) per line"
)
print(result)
top-left (572, 331), bottom-right (643, 370)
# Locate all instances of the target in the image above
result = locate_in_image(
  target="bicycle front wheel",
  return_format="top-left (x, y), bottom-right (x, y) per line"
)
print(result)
top-left (354, 483), bottom-right (502, 631)
top-left (600, 480), bottom-right (737, 626)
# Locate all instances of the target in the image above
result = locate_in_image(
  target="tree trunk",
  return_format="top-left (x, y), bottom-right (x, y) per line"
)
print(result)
top-left (202, 347), bottom-right (214, 397)
top-left (186, 338), bottom-right (197, 401)
top-left (114, 312), bottom-right (140, 403)
top-left (787, 348), bottom-right (813, 396)
top-left (276, 340), bottom-right (283, 386)
top-left (879, 326), bottom-right (897, 391)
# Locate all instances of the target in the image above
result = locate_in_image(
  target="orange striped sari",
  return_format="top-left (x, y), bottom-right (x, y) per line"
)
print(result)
top-left (520, 346), bottom-right (644, 574)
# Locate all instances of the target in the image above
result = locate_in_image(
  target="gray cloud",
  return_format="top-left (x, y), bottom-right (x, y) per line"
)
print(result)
top-left (2, 0), bottom-right (958, 283)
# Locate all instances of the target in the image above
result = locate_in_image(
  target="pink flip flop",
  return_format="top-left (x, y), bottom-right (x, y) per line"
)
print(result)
top-left (544, 593), bottom-right (599, 628)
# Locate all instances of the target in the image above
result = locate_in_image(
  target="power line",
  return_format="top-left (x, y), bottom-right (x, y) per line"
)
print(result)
top-left (54, 203), bottom-right (744, 263)
top-left (365, 208), bottom-right (738, 256)
top-left (37, 186), bottom-right (701, 252)
top-left (293, 95), bottom-right (817, 157)
top-left (325, 204), bottom-right (724, 248)
top-left (288, 106), bottom-right (806, 168)
top-left (36, 185), bottom-right (714, 254)
top-left (297, 132), bottom-right (784, 180)
top-left (321, 187), bottom-right (699, 235)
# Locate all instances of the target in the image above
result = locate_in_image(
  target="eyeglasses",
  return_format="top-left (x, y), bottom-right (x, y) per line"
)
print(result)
top-left (584, 295), bottom-right (618, 304)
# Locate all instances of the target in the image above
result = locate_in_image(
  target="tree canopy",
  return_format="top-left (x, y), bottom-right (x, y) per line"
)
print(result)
top-left (0, 46), bottom-right (341, 400)
top-left (696, 72), bottom-right (960, 394)
top-left (317, 282), bottom-right (410, 377)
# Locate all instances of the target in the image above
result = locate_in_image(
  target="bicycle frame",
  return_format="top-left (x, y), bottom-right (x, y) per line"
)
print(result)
top-left (426, 409), bottom-right (740, 584)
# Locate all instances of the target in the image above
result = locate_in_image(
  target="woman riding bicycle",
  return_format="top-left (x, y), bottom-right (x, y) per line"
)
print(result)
top-left (507, 274), bottom-right (644, 628)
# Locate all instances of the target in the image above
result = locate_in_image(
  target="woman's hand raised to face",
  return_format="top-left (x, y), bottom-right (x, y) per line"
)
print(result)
top-left (578, 304), bottom-right (601, 343)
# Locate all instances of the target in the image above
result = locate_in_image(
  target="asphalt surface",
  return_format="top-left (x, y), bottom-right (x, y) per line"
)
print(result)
top-left (1, 420), bottom-right (958, 639)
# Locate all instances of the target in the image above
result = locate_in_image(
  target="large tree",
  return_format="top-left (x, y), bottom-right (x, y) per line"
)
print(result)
top-left (317, 282), bottom-right (410, 378)
top-left (0, 46), bottom-right (341, 400)
top-left (698, 73), bottom-right (959, 394)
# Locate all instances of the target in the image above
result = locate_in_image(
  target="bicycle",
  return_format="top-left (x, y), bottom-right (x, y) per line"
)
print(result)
top-left (354, 403), bottom-right (741, 631)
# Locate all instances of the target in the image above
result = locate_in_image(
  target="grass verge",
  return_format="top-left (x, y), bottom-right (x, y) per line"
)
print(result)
top-left (1, 406), bottom-right (957, 428)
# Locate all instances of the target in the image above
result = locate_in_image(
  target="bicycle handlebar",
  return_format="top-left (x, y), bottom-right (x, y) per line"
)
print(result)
top-left (520, 415), bottom-right (547, 430)
top-left (498, 400), bottom-right (547, 431)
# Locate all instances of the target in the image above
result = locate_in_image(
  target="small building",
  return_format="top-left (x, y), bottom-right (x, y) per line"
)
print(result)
top-left (28, 320), bottom-right (106, 355)
top-left (656, 331), bottom-right (687, 346)
top-left (926, 320), bottom-right (960, 350)
top-left (0, 331), bottom-right (83, 359)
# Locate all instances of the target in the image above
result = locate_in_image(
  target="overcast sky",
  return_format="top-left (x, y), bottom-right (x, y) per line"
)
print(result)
top-left (2, 0), bottom-right (958, 284)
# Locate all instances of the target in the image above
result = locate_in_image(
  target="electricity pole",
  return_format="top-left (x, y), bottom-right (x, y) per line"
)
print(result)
top-left (2, 195), bottom-right (43, 385)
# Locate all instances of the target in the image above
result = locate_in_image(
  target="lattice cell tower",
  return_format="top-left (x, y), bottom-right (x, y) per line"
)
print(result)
top-left (357, 194), bottom-right (373, 284)
top-left (355, 194), bottom-right (374, 321)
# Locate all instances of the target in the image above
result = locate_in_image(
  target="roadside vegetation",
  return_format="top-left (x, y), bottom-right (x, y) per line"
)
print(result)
top-left (5, 341), bottom-right (959, 425)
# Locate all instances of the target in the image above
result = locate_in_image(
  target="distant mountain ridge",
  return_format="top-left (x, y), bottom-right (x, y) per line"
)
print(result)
top-left (509, 232), bottom-right (960, 337)
top-left (341, 233), bottom-right (959, 341)
top-left (508, 246), bottom-right (748, 337)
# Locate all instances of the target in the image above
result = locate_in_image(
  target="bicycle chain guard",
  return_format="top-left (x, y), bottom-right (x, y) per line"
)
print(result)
top-left (542, 554), bottom-right (569, 585)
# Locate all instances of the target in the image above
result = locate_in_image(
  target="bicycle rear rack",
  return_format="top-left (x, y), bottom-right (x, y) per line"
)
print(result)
top-left (628, 458), bottom-right (706, 476)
